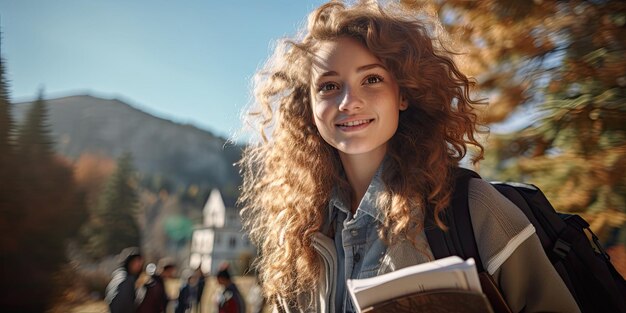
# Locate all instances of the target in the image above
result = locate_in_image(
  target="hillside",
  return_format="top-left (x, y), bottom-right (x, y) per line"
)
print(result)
top-left (12, 94), bottom-right (242, 192)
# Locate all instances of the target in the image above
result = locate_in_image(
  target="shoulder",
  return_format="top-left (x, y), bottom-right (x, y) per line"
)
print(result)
top-left (111, 268), bottom-right (127, 279)
top-left (107, 269), bottom-right (128, 289)
top-left (227, 284), bottom-right (243, 297)
top-left (467, 178), bottom-right (536, 274)
top-left (467, 178), bottom-right (531, 231)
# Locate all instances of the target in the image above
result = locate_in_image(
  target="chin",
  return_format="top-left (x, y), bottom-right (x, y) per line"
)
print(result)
top-left (336, 144), bottom-right (381, 156)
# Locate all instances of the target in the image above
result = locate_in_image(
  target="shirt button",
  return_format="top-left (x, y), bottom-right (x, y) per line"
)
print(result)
top-left (354, 253), bottom-right (361, 263)
top-left (351, 230), bottom-right (358, 237)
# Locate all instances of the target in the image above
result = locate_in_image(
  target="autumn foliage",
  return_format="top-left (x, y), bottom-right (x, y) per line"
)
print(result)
top-left (402, 0), bottom-right (626, 273)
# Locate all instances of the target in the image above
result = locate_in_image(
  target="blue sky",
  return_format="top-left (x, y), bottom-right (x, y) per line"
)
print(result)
top-left (0, 0), bottom-right (326, 139)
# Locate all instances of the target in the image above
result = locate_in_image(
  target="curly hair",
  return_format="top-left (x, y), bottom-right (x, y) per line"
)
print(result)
top-left (238, 0), bottom-right (485, 302)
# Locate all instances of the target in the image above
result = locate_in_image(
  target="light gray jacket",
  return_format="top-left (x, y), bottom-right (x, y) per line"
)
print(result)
top-left (274, 179), bottom-right (580, 313)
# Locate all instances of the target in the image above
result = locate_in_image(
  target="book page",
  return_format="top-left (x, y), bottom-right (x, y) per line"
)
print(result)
top-left (347, 256), bottom-right (482, 311)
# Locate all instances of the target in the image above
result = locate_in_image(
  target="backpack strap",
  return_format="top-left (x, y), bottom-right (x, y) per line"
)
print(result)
top-left (425, 167), bottom-right (485, 273)
top-left (425, 168), bottom-right (516, 313)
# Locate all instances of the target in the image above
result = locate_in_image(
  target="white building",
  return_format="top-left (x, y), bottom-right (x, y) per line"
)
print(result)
top-left (189, 189), bottom-right (255, 274)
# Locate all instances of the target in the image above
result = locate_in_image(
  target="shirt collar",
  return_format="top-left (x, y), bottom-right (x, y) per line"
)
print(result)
top-left (328, 159), bottom-right (386, 224)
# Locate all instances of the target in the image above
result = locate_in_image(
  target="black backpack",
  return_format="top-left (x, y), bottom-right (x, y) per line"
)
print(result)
top-left (424, 167), bottom-right (626, 313)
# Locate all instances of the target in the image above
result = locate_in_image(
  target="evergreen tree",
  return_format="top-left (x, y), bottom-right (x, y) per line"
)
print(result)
top-left (0, 31), bottom-right (17, 239)
top-left (1, 89), bottom-right (87, 311)
top-left (84, 152), bottom-right (141, 259)
top-left (16, 88), bottom-right (54, 164)
top-left (0, 49), bottom-right (12, 164)
top-left (0, 30), bottom-right (25, 311)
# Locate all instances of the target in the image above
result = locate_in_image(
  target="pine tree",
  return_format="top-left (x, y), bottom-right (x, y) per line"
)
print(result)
top-left (16, 88), bottom-right (54, 165)
top-left (84, 152), bottom-right (141, 259)
top-left (0, 30), bottom-right (24, 311)
top-left (0, 52), bottom-right (12, 165)
top-left (2, 89), bottom-right (87, 311)
top-left (0, 30), bottom-right (17, 237)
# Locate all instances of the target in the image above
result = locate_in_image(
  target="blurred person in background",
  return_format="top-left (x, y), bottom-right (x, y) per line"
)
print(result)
top-left (175, 268), bottom-right (201, 313)
top-left (105, 247), bottom-right (144, 313)
top-left (194, 267), bottom-right (206, 313)
top-left (215, 265), bottom-right (245, 313)
top-left (136, 258), bottom-right (177, 313)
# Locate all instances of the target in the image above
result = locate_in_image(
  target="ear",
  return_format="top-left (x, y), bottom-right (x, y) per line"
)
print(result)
top-left (399, 96), bottom-right (409, 111)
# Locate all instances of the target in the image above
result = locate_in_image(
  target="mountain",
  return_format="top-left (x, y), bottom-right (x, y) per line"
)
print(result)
top-left (12, 94), bottom-right (242, 191)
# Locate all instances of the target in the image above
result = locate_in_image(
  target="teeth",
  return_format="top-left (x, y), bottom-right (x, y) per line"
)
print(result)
top-left (339, 119), bottom-right (370, 127)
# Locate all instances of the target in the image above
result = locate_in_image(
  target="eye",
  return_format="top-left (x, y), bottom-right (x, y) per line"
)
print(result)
top-left (363, 75), bottom-right (384, 85)
top-left (317, 81), bottom-right (340, 93)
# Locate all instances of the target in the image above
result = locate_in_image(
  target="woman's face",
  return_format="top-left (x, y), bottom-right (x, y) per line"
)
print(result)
top-left (309, 37), bottom-right (407, 159)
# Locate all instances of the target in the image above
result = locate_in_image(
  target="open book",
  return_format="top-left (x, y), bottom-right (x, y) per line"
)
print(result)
top-left (346, 256), bottom-right (494, 313)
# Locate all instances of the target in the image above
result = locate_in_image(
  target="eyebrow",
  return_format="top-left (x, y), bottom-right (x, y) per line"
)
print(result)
top-left (318, 63), bottom-right (387, 78)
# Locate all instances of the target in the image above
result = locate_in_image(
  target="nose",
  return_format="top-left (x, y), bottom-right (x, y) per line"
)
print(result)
top-left (338, 87), bottom-right (363, 112)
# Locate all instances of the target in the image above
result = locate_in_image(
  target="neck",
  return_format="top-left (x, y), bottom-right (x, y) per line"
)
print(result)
top-left (339, 147), bottom-right (386, 213)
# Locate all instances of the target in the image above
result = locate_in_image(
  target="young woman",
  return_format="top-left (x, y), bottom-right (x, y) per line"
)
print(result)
top-left (239, 1), bottom-right (580, 312)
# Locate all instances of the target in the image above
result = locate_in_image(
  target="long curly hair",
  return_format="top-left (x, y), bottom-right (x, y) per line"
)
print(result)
top-left (238, 0), bottom-right (485, 302)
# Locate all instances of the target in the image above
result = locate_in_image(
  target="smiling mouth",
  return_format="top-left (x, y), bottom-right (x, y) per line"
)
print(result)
top-left (336, 119), bottom-right (374, 128)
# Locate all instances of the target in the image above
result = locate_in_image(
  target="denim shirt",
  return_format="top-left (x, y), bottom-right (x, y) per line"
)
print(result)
top-left (325, 163), bottom-right (432, 312)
